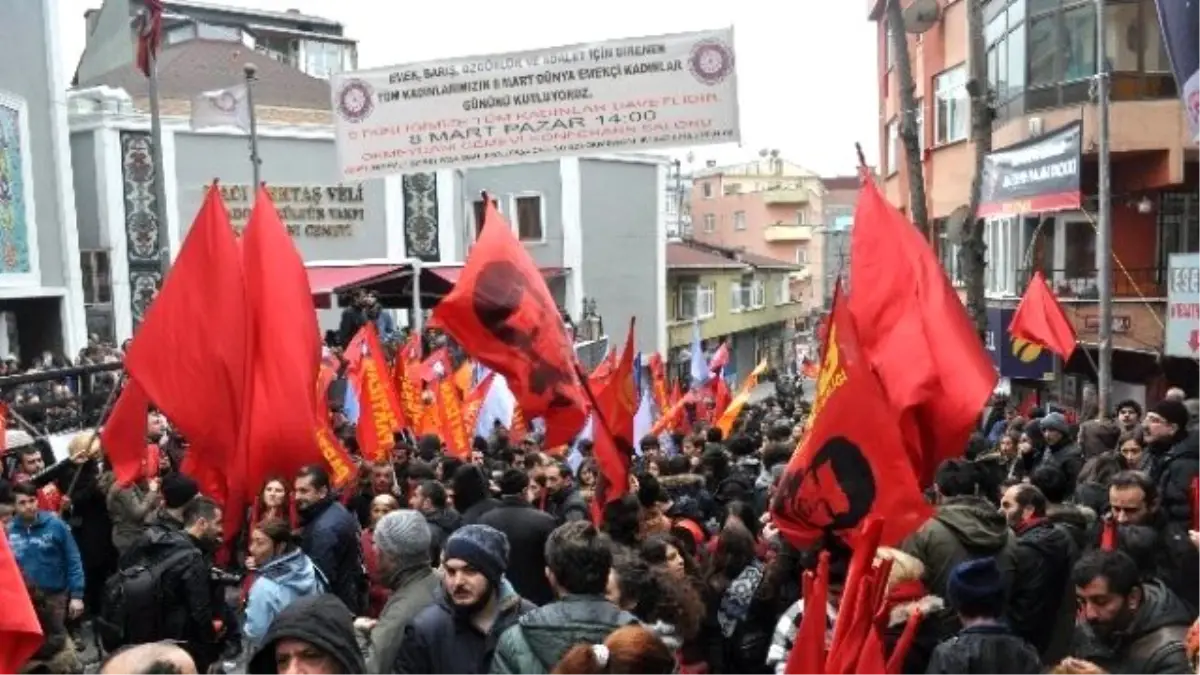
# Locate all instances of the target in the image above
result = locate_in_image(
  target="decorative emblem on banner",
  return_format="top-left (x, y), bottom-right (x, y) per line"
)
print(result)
top-left (336, 79), bottom-right (375, 123)
top-left (688, 38), bottom-right (734, 85)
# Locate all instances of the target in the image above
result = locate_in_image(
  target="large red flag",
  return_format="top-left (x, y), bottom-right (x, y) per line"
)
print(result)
top-left (121, 183), bottom-right (248, 549)
top-left (0, 529), bottom-right (41, 673)
top-left (848, 177), bottom-right (996, 486)
top-left (1009, 270), bottom-right (1077, 359)
top-left (242, 187), bottom-right (322, 498)
top-left (589, 318), bottom-right (637, 524)
top-left (431, 197), bottom-right (587, 447)
top-left (100, 379), bottom-right (152, 487)
top-left (772, 284), bottom-right (931, 550)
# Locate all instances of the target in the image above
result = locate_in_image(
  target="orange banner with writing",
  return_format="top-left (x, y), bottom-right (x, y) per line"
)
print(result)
top-left (436, 378), bottom-right (470, 458)
top-left (394, 334), bottom-right (423, 432)
top-left (510, 404), bottom-right (528, 442)
top-left (463, 372), bottom-right (495, 436)
top-left (346, 324), bottom-right (406, 462)
top-left (314, 364), bottom-right (355, 489)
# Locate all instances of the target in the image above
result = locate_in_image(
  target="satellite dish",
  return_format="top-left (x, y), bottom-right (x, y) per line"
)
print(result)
top-left (902, 0), bottom-right (940, 34)
top-left (945, 204), bottom-right (971, 244)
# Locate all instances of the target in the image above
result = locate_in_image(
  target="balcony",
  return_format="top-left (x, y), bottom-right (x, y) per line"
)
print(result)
top-left (1016, 267), bottom-right (1166, 301)
top-left (764, 223), bottom-right (813, 243)
top-left (761, 189), bottom-right (809, 205)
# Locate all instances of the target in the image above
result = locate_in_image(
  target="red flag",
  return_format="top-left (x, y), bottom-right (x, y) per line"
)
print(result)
top-left (802, 357), bottom-right (820, 380)
top-left (314, 365), bottom-right (356, 490)
top-left (647, 353), bottom-right (669, 413)
top-left (710, 375), bottom-right (732, 422)
top-left (785, 551), bottom-right (830, 674)
top-left (589, 319), bottom-right (637, 524)
top-left (394, 334), bottom-right (424, 432)
top-left (345, 324), bottom-right (406, 461)
top-left (100, 380), bottom-right (152, 487)
top-left (463, 372), bottom-right (496, 434)
top-left (242, 186), bottom-right (322, 499)
top-left (772, 283), bottom-right (931, 550)
top-left (1099, 518), bottom-right (1117, 551)
top-left (848, 176), bottom-right (996, 486)
top-left (0, 529), bottom-right (41, 672)
top-left (431, 197), bottom-right (587, 447)
top-left (122, 182), bottom-right (247, 511)
top-left (435, 378), bottom-right (471, 458)
top-left (708, 341), bottom-right (730, 372)
top-left (419, 347), bottom-right (451, 383)
top-left (1009, 270), bottom-right (1078, 359)
top-left (135, 0), bottom-right (163, 78)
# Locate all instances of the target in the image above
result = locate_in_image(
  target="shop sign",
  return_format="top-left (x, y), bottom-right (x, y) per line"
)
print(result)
top-left (985, 307), bottom-right (1055, 381)
top-left (1166, 252), bottom-right (1200, 357)
top-left (331, 28), bottom-right (740, 178)
top-left (215, 184), bottom-right (365, 238)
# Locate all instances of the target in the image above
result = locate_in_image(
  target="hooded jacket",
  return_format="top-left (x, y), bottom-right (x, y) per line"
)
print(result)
top-left (490, 594), bottom-right (639, 674)
top-left (244, 548), bottom-right (328, 647)
top-left (1071, 579), bottom-right (1194, 674)
top-left (900, 495), bottom-right (1016, 599)
top-left (247, 593), bottom-right (366, 674)
top-left (6, 512), bottom-right (85, 598)
top-left (368, 564), bottom-right (439, 674)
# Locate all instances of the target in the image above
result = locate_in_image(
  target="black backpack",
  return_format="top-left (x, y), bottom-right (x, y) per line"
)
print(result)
top-left (96, 547), bottom-right (196, 652)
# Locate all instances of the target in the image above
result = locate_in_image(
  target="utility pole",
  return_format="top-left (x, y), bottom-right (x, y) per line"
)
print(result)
top-left (244, 63), bottom-right (262, 196)
top-left (1095, 0), bottom-right (1113, 415)
top-left (142, 10), bottom-right (169, 275)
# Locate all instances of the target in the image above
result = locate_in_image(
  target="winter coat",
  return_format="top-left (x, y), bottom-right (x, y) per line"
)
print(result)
top-left (478, 496), bottom-right (558, 606)
top-left (1046, 502), bottom-right (1094, 551)
top-left (926, 622), bottom-right (1042, 674)
top-left (368, 564), bottom-right (439, 674)
top-left (1071, 578), bottom-right (1193, 674)
top-left (243, 548), bottom-right (328, 648)
top-left (1041, 438), bottom-right (1086, 493)
top-left (361, 528), bottom-right (390, 618)
top-left (1149, 430), bottom-right (1199, 528)
top-left (900, 495), bottom-right (1017, 599)
top-left (247, 593), bottom-right (366, 674)
top-left (424, 508), bottom-right (462, 563)
top-left (106, 480), bottom-right (158, 556)
top-left (1007, 519), bottom-right (1078, 662)
top-left (6, 512), bottom-right (85, 598)
top-left (544, 487), bottom-right (588, 526)
top-left (490, 594), bottom-right (639, 674)
top-left (659, 473), bottom-right (718, 525)
top-left (395, 580), bottom-right (534, 674)
top-left (299, 496), bottom-right (365, 615)
top-left (882, 595), bottom-right (958, 675)
top-left (460, 497), bottom-right (502, 526)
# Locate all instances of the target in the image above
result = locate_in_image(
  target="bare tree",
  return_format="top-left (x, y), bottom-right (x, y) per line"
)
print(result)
top-left (886, 0), bottom-right (929, 233)
top-left (958, 0), bottom-right (992, 338)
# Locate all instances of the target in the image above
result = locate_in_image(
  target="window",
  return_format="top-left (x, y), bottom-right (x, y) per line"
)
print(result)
top-left (935, 218), bottom-right (963, 285)
top-left (702, 182), bottom-right (714, 199)
top-left (730, 282), bottom-right (743, 311)
top-left (698, 285), bottom-right (715, 318)
top-left (796, 208), bottom-right (808, 226)
top-left (796, 246), bottom-right (808, 265)
top-left (304, 40), bottom-right (346, 78)
top-left (986, 0), bottom-right (1027, 102)
top-left (724, 182), bottom-right (741, 195)
top-left (166, 24), bottom-right (197, 45)
top-left (1029, 3), bottom-right (1095, 86)
top-left (885, 20), bottom-right (895, 69)
top-left (676, 283), bottom-right (715, 320)
top-left (934, 65), bottom-right (969, 144)
top-left (751, 280), bottom-right (766, 308)
top-left (472, 197), bottom-right (500, 237)
top-left (915, 98), bottom-right (925, 150)
top-left (776, 277), bottom-right (790, 304)
top-left (886, 119), bottom-right (900, 175)
top-left (513, 194), bottom-right (544, 242)
top-left (80, 251), bottom-right (112, 305)
top-left (196, 23), bottom-right (244, 42)
top-left (984, 216), bottom-right (1022, 296)
top-left (733, 211), bottom-right (746, 231)
top-left (1063, 221), bottom-right (1098, 295)
top-left (703, 214), bottom-right (716, 233)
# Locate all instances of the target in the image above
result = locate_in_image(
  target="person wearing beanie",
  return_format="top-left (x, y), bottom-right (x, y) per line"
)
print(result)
top-left (1037, 412), bottom-right (1084, 494)
top-left (393, 524), bottom-right (535, 674)
top-left (157, 472), bottom-right (199, 531)
top-left (453, 464), bottom-right (501, 525)
top-left (925, 557), bottom-right (1042, 674)
top-left (479, 469), bottom-right (558, 606)
top-left (247, 594), bottom-right (366, 673)
top-left (366, 510), bottom-right (439, 673)
top-left (492, 521), bottom-right (638, 674)
top-left (1143, 397), bottom-right (1199, 529)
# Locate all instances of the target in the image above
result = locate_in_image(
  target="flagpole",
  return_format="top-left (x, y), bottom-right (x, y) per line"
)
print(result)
top-left (143, 10), bottom-right (170, 274)
top-left (1095, 0), bottom-right (1113, 415)
top-left (243, 63), bottom-right (262, 196)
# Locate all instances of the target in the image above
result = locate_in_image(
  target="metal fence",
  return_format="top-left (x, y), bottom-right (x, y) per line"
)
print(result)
top-left (0, 362), bottom-right (122, 436)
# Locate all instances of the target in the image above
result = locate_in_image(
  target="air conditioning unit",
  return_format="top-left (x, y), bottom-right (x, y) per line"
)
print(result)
top-left (1027, 117), bottom-right (1044, 137)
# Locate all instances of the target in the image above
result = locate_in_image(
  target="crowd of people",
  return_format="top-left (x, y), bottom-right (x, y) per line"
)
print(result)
top-left (1, 333), bottom-right (1198, 675)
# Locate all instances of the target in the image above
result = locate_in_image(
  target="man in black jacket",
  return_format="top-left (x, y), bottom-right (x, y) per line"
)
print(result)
top-left (1143, 399), bottom-right (1199, 529)
top-left (119, 496), bottom-right (223, 672)
top-left (478, 469), bottom-right (557, 606)
top-left (247, 594), bottom-right (366, 674)
top-left (543, 461), bottom-right (587, 525)
top-left (999, 483), bottom-right (1077, 662)
top-left (410, 479), bottom-right (461, 563)
top-left (294, 464), bottom-right (365, 615)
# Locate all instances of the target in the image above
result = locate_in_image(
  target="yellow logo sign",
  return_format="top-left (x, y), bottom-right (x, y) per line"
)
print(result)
top-left (1010, 337), bottom-right (1043, 363)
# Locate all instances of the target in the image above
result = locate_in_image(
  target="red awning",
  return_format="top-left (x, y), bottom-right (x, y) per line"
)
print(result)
top-left (306, 264), bottom-right (402, 295)
top-left (428, 266), bottom-right (567, 283)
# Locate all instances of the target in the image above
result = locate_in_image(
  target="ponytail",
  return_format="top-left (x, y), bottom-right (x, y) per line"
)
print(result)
top-left (552, 644), bottom-right (605, 674)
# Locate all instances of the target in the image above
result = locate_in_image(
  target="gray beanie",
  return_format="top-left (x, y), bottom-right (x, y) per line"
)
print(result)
top-left (1041, 412), bottom-right (1070, 435)
top-left (374, 510), bottom-right (431, 567)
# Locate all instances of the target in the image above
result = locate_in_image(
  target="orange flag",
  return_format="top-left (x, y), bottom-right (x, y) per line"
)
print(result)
top-left (435, 377), bottom-right (471, 458)
top-left (431, 197), bottom-right (587, 447)
top-left (848, 175), bottom-right (996, 486)
top-left (463, 372), bottom-right (496, 435)
top-left (241, 186), bottom-right (322, 499)
top-left (772, 283), bottom-right (931, 550)
top-left (346, 323), bottom-right (406, 461)
top-left (394, 333), bottom-right (424, 431)
top-left (647, 353), bottom-right (669, 413)
top-left (589, 318), bottom-right (637, 524)
top-left (1009, 269), bottom-right (1078, 359)
top-left (714, 360), bottom-right (768, 437)
top-left (314, 363), bottom-right (355, 489)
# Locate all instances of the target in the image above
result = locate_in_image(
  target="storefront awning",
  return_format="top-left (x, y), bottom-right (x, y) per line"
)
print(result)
top-left (306, 264), bottom-right (403, 308)
top-left (332, 263), bottom-right (569, 309)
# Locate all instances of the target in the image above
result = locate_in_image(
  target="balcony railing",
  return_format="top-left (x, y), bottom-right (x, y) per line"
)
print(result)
top-left (761, 189), bottom-right (809, 205)
top-left (764, 223), bottom-right (813, 242)
top-left (1016, 267), bottom-right (1167, 300)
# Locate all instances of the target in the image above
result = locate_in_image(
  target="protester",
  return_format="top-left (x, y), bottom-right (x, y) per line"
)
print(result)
top-left (8, 483), bottom-right (86, 626)
top-left (243, 517), bottom-right (327, 653)
top-left (294, 464), bottom-right (366, 615)
top-left (99, 642), bottom-right (198, 674)
top-left (361, 493), bottom-right (400, 618)
top-left (551, 624), bottom-right (676, 674)
top-left (247, 594), bottom-right (366, 674)
top-left (478, 468), bottom-right (558, 606)
top-left (366, 509), bottom-right (439, 673)
top-left (410, 478), bottom-right (460, 563)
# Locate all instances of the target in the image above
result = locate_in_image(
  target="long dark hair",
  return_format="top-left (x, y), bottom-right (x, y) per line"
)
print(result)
top-left (705, 521), bottom-right (757, 598)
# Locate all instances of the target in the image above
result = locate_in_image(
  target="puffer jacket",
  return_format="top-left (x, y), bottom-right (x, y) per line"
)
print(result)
top-left (394, 579), bottom-right (533, 674)
top-left (1071, 578), bottom-right (1193, 674)
top-left (490, 594), bottom-right (638, 674)
top-left (1006, 519), bottom-right (1077, 662)
top-left (243, 548), bottom-right (328, 648)
top-left (900, 495), bottom-right (1017, 599)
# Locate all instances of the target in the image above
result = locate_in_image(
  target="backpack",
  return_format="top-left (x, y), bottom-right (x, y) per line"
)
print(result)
top-left (96, 546), bottom-right (197, 652)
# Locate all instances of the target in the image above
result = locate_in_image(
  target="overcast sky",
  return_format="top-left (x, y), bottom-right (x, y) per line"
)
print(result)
top-left (58, 0), bottom-right (880, 176)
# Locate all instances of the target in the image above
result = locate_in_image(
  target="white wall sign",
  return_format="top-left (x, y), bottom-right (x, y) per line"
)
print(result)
top-left (331, 28), bottom-right (740, 179)
top-left (1166, 252), bottom-right (1200, 358)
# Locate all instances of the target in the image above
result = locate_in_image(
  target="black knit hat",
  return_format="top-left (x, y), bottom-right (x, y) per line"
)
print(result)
top-left (1152, 399), bottom-right (1189, 432)
top-left (161, 473), bottom-right (199, 509)
top-left (947, 557), bottom-right (1005, 616)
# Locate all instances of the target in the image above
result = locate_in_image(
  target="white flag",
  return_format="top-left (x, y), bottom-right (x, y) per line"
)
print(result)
top-left (190, 84), bottom-right (251, 132)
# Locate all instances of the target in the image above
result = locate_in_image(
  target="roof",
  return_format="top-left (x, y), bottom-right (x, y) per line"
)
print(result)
top-left (821, 175), bottom-right (862, 191)
top-left (77, 39), bottom-right (332, 110)
top-left (692, 157), bottom-right (819, 180)
top-left (162, 0), bottom-right (343, 29)
top-left (667, 241), bottom-right (799, 271)
top-left (306, 264), bottom-right (401, 295)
